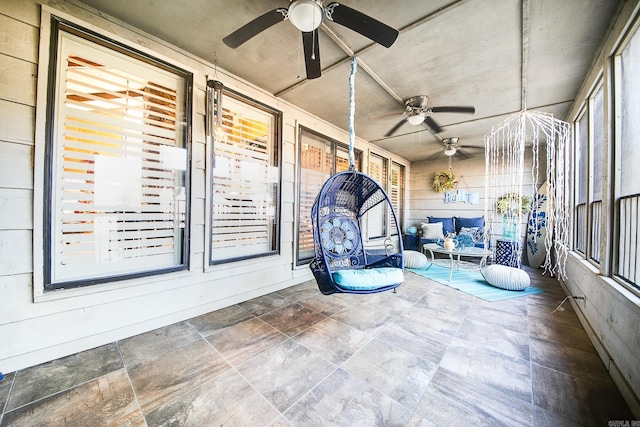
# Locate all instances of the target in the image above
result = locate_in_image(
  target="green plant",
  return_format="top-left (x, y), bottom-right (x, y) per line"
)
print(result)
top-left (433, 169), bottom-right (457, 193)
top-left (496, 192), bottom-right (532, 215)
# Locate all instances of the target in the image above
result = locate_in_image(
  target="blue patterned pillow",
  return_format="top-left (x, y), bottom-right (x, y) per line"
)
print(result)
top-left (455, 216), bottom-right (484, 233)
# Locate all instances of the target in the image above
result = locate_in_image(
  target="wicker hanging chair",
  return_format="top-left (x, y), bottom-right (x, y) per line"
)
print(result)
top-left (309, 57), bottom-right (404, 294)
top-left (309, 170), bottom-right (404, 295)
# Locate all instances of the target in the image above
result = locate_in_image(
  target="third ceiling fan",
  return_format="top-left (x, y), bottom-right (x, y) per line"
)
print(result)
top-left (425, 137), bottom-right (484, 161)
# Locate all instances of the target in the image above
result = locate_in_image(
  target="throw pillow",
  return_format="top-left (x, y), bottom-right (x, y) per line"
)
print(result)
top-left (474, 227), bottom-right (488, 241)
top-left (458, 226), bottom-right (479, 236)
top-left (458, 227), bottom-right (480, 246)
top-left (428, 216), bottom-right (455, 235)
top-left (455, 216), bottom-right (484, 233)
top-left (421, 222), bottom-right (444, 240)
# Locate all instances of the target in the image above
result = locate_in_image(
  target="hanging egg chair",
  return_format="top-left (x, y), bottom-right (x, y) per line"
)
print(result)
top-left (309, 57), bottom-right (404, 295)
top-left (309, 169), bottom-right (404, 294)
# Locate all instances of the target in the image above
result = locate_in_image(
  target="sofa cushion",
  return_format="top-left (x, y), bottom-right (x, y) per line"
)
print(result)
top-left (455, 216), bottom-right (484, 233)
top-left (428, 216), bottom-right (455, 235)
top-left (421, 222), bottom-right (444, 240)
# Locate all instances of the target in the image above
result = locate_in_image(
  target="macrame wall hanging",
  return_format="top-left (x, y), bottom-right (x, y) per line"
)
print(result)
top-left (484, 0), bottom-right (570, 278)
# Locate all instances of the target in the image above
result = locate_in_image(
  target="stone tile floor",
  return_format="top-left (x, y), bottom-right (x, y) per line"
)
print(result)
top-left (0, 267), bottom-right (634, 426)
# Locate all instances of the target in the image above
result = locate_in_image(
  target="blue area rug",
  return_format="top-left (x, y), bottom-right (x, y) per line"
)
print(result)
top-left (408, 264), bottom-right (544, 302)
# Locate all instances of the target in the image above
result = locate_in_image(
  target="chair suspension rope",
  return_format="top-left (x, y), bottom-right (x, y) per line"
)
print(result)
top-left (348, 56), bottom-right (357, 171)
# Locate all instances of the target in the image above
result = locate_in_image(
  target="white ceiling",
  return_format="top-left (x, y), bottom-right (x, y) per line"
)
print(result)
top-left (73, 0), bottom-right (621, 162)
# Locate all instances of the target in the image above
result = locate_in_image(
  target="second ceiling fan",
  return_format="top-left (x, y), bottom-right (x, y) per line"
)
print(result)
top-left (385, 95), bottom-right (475, 137)
top-left (223, 1), bottom-right (399, 79)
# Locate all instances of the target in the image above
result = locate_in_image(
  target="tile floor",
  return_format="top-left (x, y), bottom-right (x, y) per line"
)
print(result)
top-left (0, 267), bottom-right (634, 426)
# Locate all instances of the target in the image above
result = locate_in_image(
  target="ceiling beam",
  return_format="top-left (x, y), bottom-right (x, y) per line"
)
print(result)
top-left (275, 0), bottom-right (472, 101)
top-left (521, 0), bottom-right (530, 111)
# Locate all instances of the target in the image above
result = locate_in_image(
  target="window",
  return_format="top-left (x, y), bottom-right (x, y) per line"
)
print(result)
top-left (296, 127), bottom-right (360, 265)
top-left (573, 81), bottom-right (604, 264)
top-left (366, 153), bottom-right (388, 239)
top-left (614, 24), bottom-right (640, 288)
top-left (389, 161), bottom-right (405, 236)
top-left (209, 88), bottom-right (281, 264)
top-left (44, 20), bottom-right (191, 289)
top-left (574, 110), bottom-right (588, 255)
top-left (363, 154), bottom-right (405, 240)
top-left (589, 85), bottom-right (604, 263)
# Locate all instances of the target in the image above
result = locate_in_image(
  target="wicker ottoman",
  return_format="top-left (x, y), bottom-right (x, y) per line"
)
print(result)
top-left (404, 250), bottom-right (429, 269)
top-left (481, 264), bottom-right (530, 291)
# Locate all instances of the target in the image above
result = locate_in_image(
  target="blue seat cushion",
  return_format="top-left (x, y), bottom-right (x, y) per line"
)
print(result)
top-left (332, 267), bottom-right (404, 291)
top-left (455, 216), bottom-right (484, 233)
top-left (428, 216), bottom-right (455, 235)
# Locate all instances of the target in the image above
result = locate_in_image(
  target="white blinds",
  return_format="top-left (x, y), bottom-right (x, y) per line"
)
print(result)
top-left (390, 162), bottom-right (404, 235)
top-left (296, 129), bottom-right (364, 264)
top-left (298, 135), bottom-right (332, 261)
top-left (50, 31), bottom-right (187, 284)
top-left (366, 154), bottom-right (387, 239)
top-left (210, 95), bottom-right (278, 262)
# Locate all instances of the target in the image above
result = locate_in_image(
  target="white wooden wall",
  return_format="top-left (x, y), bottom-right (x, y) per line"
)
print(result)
top-left (0, 0), bottom-right (408, 373)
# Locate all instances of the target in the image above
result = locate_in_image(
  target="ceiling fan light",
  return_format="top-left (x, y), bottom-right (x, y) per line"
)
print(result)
top-left (288, 0), bottom-right (324, 32)
top-left (407, 114), bottom-right (425, 125)
top-left (444, 147), bottom-right (457, 156)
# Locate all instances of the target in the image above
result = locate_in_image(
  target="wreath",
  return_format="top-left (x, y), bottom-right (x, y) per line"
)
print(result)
top-left (432, 169), bottom-right (458, 193)
top-left (496, 192), bottom-right (532, 215)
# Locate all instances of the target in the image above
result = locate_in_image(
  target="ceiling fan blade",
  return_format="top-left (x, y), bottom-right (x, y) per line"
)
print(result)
top-left (302, 31), bottom-right (321, 79)
top-left (325, 2), bottom-right (399, 48)
top-left (423, 116), bottom-right (443, 133)
top-left (455, 149), bottom-right (473, 161)
top-left (424, 151), bottom-right (445, 161)
top-left (462, 146), bottom-right (486, 152)
top-left (223, 9), bottom-right (287, 48)
top-left (384, 119), bottom-right (407, 137)
top-left (430, 106), bottom-right (476, 114)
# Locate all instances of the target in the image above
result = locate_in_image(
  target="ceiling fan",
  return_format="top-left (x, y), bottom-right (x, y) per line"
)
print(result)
top-left (425, 137), bottom-right (484, 161)
top-left (384, 96), bottom-right (475, 137)
top-left (222, 1), bottom-right (399, 79)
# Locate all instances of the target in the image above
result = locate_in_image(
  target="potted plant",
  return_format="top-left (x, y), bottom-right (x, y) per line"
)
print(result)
top-left (496, 193), bottom-right (531, 239)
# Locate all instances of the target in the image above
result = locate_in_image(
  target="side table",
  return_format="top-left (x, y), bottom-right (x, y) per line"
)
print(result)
top-left (403, 233), bottom-right (420, 251)
top-left (495, 239), bottom-right (521, 268)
